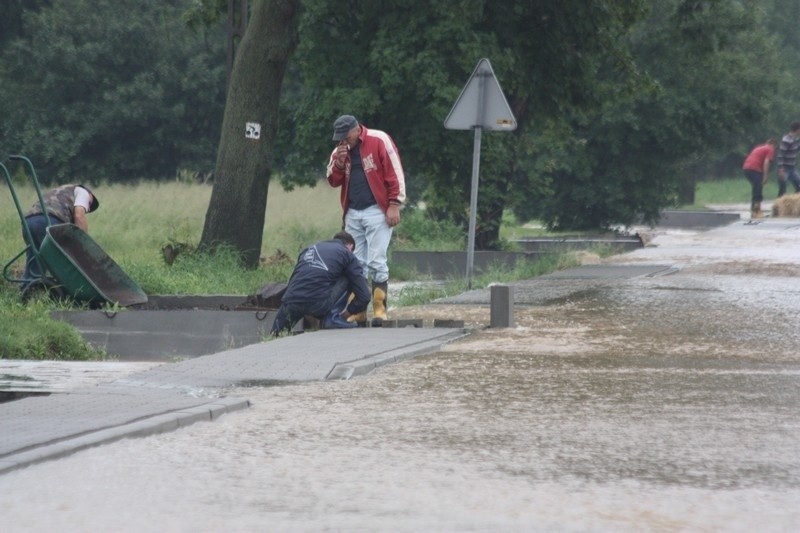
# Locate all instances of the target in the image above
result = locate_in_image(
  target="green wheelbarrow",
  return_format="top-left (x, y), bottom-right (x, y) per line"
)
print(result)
top-left (1, 155), bottom-right (148, 307)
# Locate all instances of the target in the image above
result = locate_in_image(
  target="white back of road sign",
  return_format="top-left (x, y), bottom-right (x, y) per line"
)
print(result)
top-left (444, 58), bottom-right (517, 131)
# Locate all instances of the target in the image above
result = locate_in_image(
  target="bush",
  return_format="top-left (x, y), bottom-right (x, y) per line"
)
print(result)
top-left (393, 207), bottom-right (464, 251)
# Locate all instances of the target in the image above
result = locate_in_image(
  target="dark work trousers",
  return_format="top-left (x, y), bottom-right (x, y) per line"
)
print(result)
top-left (21, 214), bottom-right (63, 289)
top-left (270, 277), bottom-right (350, 335)
top-left (777, 166), bottom-right (800, 197)
top-left (743, 169), bottom-right (764, 209)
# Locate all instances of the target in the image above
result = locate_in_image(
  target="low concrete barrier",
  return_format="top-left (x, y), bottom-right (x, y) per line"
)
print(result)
top-left (513, 236), bottom-right (642, 253)
top-left (393, 233), bottom-right (646, 279)
top-left (139, 294), bottom-right (248, 310)
top-left (657, 210), bottom-right (740, 228)
top-left (51, 308), bottom-right (278, 361)
top-left (392, 251), bottom-right (543, 278)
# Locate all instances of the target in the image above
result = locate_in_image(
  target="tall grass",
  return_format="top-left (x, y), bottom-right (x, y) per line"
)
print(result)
top-left (0, 289), bottom-right (102, 360)
top-left (2, 180), bottom-right (345, 295)
top-left (0, 180), bottom-right (345, 359)
top-left (94, 180), bottom-right (345, 271)
top-left (0, 177), bottom-right (621, 360)
top-left (690, 176), bottom-right (767, 208)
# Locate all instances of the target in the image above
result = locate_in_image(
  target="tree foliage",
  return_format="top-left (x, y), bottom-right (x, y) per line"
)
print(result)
top-left (0, 0), bottom-right (226, 184)
top-left (519, 0), bottom-right (779, 229)
top-left (275, 0), bottom-right (648, 246)
top-left (277, 0), bottom-right (784, 237)
top-left (1, 0), bottom-right (797, 253)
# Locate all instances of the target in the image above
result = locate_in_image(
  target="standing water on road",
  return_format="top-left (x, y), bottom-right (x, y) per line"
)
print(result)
top-left (1, 336), bottom-right (798, 531)
top-left (3, 220), bottom-right (800, 531)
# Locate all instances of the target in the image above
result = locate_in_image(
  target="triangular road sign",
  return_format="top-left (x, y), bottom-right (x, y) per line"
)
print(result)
top-left (444, 58), bottom-right (517, 131)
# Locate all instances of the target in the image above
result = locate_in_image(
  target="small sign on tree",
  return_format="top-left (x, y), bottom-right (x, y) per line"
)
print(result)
top-left (245, 122), bottom-right (261, 140)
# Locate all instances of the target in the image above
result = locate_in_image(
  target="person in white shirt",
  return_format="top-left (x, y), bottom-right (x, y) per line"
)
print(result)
top-left (21, 183), bottom-right (99, 290)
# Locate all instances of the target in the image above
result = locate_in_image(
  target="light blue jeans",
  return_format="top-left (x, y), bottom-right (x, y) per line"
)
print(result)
top-left (345, 204), bottom-right (391, 283)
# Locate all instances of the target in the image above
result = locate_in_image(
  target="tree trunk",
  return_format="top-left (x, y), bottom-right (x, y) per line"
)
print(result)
top-left (200, 0), bottom-right (300, 267)
top-left (678, 174), bottom-right (697, 205)
top-left (475, 199), bottom-right (504, 250)
top-left (475, 168), bottom-right (509, 250)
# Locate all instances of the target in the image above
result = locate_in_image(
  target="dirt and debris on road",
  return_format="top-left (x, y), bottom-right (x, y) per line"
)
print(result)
top-left (392, 216), bottom-right (800, 364)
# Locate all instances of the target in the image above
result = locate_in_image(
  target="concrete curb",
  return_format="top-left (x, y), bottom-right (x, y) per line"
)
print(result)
top-left (326, 329), bottom-right (468, 379)
top-left (0, 397), bottom-right (249, 475)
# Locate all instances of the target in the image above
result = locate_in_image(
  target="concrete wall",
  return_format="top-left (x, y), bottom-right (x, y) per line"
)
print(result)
top-left (51, 309), bottom-right (280, 361)
top-left (392, 251), bottom-right (543, 278)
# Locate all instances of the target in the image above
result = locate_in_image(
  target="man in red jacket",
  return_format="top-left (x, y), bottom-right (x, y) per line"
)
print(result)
top-left (326, 115), bottom-right (406, 326)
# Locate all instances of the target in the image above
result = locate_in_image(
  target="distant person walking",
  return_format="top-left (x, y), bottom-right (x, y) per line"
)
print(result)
top-left (742, 139), bottom-right (776, 219)
top-left (776, 121), bottom-right (800, 198)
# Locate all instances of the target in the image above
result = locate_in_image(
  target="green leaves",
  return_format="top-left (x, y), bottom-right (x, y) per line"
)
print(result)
top-left (1, 0), bottom-right (226, 183)
top-left (275, 0), bottom-right (652, 243)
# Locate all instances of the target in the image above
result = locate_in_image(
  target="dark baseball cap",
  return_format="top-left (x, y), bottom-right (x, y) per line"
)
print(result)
top-left (332, 115), bottom-right (358, 141)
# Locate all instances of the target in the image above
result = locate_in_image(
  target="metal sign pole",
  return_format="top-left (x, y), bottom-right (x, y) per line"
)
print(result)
top-left (466, 71), bottom-right (487, 289)
top-left (466, 125), bottom-right (482, 290)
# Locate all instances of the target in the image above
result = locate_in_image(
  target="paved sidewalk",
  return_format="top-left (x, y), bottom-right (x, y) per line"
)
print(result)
top-left (438, 216), bottom-right (800, 307)
top-left (0, 327), bottom-right (467, 474)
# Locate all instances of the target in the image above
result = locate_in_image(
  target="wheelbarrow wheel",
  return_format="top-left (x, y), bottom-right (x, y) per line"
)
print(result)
top-left (21, 277), bottom-right (66, 303)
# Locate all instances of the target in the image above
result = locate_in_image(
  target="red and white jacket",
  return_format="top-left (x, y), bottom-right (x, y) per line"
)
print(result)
top-left (326, 125), bottom-right (406, 215)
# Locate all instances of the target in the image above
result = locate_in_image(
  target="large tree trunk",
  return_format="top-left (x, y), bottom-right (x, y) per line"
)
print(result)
top-left (200, 0), bottom-right (300, 267)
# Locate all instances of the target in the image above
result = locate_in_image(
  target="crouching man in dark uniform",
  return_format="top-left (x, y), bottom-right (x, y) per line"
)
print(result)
top-left (270, 231), bottom-right (371, 336)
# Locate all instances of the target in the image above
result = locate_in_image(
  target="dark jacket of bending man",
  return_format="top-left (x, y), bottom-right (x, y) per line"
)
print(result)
top-left (270, 231), bottom-right (371, 336)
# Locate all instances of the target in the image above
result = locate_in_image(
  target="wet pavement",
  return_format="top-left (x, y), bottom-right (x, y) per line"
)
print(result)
top-left (0, 328), bottom-right (467, 474)
top-left (1, 213), bottom-right (800, 531)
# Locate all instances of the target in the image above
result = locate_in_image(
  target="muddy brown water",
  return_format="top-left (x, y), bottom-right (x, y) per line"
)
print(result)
top-left (2, 222), bottom-right (799, 530)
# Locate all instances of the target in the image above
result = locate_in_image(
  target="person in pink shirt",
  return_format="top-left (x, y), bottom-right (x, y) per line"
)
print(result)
top-left (742, 139), bottom-right (776, 219)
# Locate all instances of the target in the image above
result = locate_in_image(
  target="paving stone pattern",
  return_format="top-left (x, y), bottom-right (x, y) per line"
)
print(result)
top-left (0, 328), bottom-right (466, 474)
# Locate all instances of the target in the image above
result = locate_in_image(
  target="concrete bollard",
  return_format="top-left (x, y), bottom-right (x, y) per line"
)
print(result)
top-left (490, 285), bottom-right (514, 328)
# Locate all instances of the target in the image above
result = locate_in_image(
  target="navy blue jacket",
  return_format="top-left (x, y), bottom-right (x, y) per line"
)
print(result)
top-left (281, 239), bottom-right (370, 315)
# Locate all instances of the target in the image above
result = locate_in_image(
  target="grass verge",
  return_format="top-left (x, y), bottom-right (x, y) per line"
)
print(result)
top-left (0, 178), bottom-right (648, 360)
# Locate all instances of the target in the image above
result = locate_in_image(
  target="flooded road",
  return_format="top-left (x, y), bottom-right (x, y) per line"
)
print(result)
top-left (2, 221), bottom-right (800, 531)
top-left (3, 275), bottom-right (800, 531)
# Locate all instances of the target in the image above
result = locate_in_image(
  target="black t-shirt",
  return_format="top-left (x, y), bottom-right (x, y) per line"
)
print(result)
top-left (347, 145), bottom-right (377, 210)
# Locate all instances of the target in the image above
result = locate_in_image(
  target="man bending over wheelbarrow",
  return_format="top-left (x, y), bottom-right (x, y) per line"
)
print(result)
top-left (21, 183), bottom-right (99, 291)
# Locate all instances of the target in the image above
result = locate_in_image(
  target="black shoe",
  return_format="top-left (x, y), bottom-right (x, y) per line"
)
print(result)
top-left (323, 311), bottom-right (357, 329)
top-left (270, 307), bottom-right (293, 336)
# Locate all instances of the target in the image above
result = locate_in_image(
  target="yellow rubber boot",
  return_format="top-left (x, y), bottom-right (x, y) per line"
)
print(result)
top-left (371, 281), bottom-right (388, 327)
top-left (345, 292), bottom-right (366, 324)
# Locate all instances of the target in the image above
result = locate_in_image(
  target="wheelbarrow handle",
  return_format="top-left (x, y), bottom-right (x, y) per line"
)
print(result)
top-left (3, 154), bottom-right (53, 229)
top-left (2, 154), bottom-right (54, 287)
